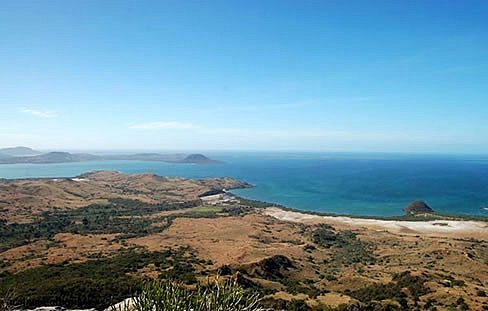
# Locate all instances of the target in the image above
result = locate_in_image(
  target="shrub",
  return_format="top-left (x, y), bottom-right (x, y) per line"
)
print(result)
top-left (350, 271), bottom-right (429, 307)
top-left (0, 289), bottom-right (17, 311)
top-left (113, 278), bottom-right (263, 311)
top-left (311, 225), bottom-right (375, 265)
top-left (0, 247), bottom-right (197, 310)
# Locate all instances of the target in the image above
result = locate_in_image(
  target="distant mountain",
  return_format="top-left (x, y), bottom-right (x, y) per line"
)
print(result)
top-left (106, 153), bottom-right (222, 164)
top-left (0, 150), bottom-right (222, 165)
top-left (0, 152), bottom-right (101, 164)
top-left (0, 146), bottom-right (41, 157)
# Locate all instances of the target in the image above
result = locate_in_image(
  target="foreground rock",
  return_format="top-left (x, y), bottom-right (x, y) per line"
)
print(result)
top-left (15, 308), bottom-right (95, 311)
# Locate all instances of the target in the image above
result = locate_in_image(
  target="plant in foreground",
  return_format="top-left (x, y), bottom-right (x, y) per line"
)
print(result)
top-left (0, 289), bottom-right (18, 311)
top-left (112, 277), bottom-right (263, 311)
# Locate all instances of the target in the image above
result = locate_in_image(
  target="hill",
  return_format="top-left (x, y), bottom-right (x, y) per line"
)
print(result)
top-left (0, 172), bottom-right (486, 310)
top-left (0, 152), bottom-right (101, 164)
top-left (0, 146), bottom-right (41, 157)
top-left (404, 200), bottom-right (434, 215)
top-left (0, 149), bottom-right (222, 165)
top-left (176, 154), bottom-right (222, 164)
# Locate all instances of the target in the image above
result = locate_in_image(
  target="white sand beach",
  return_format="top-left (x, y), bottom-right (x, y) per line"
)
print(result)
top-left (264, 207), bottom-right (488, 240)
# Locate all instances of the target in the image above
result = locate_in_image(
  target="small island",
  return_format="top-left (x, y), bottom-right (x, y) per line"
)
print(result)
top-left (404, 200), bottom-right (434, 216)
top-left (176, 154), bottom-right (222, 164)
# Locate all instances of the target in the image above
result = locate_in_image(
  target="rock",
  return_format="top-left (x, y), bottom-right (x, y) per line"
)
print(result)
top-left (16, 307), bottom-right (96, 311)
top-left (105, 298), bottom-right (135, 311)
top-left (404, 200), bottom-right (434, 215)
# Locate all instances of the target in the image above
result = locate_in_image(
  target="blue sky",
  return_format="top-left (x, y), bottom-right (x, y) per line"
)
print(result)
top-left (1, 1), bottom-right (487, 152)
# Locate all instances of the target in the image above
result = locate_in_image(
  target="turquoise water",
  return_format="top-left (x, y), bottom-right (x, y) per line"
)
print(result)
top-left (1, 152), bottom-right (488, 217)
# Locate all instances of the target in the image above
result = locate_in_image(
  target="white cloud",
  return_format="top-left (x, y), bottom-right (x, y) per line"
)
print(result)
top-left (20, 108), bottom-right (57, 118)
top-left (129, 121), bottom-right (198, 130)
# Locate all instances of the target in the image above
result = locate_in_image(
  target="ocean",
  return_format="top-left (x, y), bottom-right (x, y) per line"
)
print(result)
top-left (1, 152), bottom-right (488, 217)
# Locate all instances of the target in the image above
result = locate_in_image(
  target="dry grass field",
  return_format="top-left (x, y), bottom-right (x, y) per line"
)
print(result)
top-left (0, 171), bottom-right (249, 223)
top-left (0, 171), bottom-right (487, 310)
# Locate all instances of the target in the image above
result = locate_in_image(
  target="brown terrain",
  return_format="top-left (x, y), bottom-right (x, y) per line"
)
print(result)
top-left (0, 171), bottom-right (487, 310)
top-left (0, 171), bottom-right (248, 224)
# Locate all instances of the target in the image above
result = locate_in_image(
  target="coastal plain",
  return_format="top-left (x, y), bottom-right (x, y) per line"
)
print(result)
top-left (0, 171), bottom-right (487, 310)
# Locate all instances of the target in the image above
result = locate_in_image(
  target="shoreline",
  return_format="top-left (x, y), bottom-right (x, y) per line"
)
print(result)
top-left (2, 169), bottom-right (488, 222)
top-left (231, 193), bottom-right (488, 223)
top-left (263, 206), bottom-right (488, 240)
top-left (269, 203), bottom-right (488, 222)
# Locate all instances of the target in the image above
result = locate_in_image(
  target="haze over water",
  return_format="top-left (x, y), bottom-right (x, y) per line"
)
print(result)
top-left (1, 152), bottom-right (488, 217)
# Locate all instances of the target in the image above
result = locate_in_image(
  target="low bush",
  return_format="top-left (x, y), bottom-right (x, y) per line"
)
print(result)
top-left (114, 278), bottom-right (263, 311)
top-left (312, 224), bottom-right (376, 265)
top-left (0, 247), bottom-right (197, 310)
top-left (350, 271), bottom-right (429, 307)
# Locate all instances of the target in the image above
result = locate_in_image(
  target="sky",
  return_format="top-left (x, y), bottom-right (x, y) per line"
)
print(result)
top-left (1, 0), bottom-right (487, 153)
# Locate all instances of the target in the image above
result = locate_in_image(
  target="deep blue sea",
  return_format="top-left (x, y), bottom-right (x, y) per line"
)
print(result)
top-left (1, 152), bottom-right (488, 217)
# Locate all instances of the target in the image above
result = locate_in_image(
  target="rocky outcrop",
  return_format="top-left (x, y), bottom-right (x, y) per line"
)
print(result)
top-left (404, 200), bottom-right (434, 215)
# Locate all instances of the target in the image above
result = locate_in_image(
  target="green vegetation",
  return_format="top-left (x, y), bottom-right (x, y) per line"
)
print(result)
top-left (198, 189), bottom-right (225, 197)
top-left (178, 205), bottom-right (224, 218)
top-left (0, 289), bottom-right (17, 311)
top-left (260, 298), bottom-right (311, 311)
top-left (0, 199), bottom-right (199, 252)
top-left (438, 274), bottom-right (466, 288)
top-left (234, 196), bottom-right (285, 209)
top-left (119, 278), bottom-right (263, 311)
top-left (0, 247), bottom-right (198, 310)
top-left (448, 297), bottom-right (470, 311)
top-left (349, 271), bottom-right (429, 307)
top-left (312, 224), bottom-right (376, 265)
top-left (281, 278), bottom-right (322, 298)
top-left (191, 205), bottom-right (223, 213)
